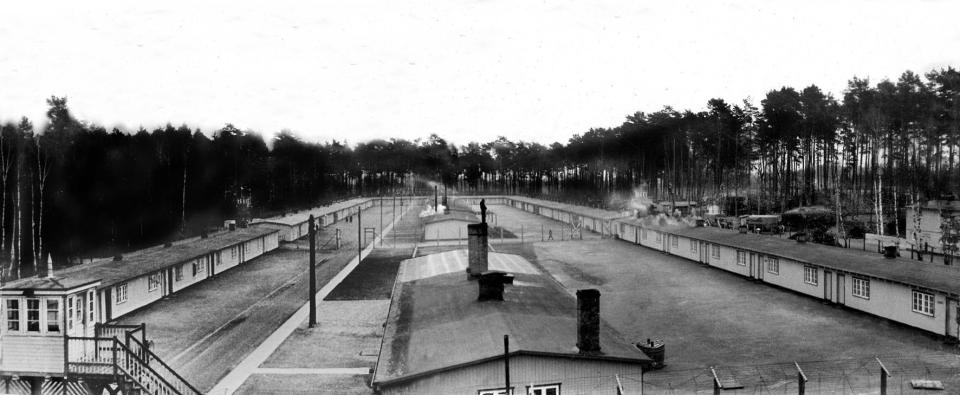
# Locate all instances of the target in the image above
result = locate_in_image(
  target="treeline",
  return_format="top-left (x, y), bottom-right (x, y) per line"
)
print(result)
top-left (0, 98), bottom-right (414, 280)
top-left (451, 67), bottom-right (960, 238)
top-left (4, 66), bottom-right (958, 278)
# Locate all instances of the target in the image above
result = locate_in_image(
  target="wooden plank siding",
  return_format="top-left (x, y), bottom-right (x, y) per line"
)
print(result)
top-left (475, 196), bottom-right (958, 340)
top-left (378, 355), bottom-right (642, 395)
top-left (0, 336), bottom-right (63, 374)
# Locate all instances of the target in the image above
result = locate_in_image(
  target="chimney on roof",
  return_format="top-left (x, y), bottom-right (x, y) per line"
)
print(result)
top-left (576, 289), bottom-right (601, 354)
top-left (36, 255), bottom-right (50, 278)
top-left (884, 245), bottom-right (898, 259)
top-left (477, 271), bottom-right (514, 301)
top-left (467, 223), bottom-right (488, 278)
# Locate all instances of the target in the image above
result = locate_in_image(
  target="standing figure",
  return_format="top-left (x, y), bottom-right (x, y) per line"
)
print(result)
top-left (480, 199), bottom-right (487, 224)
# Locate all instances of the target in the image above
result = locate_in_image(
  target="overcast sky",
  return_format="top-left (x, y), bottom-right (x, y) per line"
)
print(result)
top-left (1, 0), bottom-right (958, 146)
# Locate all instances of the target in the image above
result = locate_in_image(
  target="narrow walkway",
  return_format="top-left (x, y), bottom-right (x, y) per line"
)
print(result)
top-left (252, 368), bottom-right (370, 375)
top-left (208, 204), bottom-right (415, 395)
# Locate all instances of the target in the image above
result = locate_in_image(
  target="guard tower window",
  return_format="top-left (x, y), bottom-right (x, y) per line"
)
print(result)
top-left (46, 299), bottom-right (61, 333)
top-left (88, 290), bottom-right (95, 322)
top-left (26, 298), bottom-right (40, 332)
top-left (67, 296), bottom-right (74, 331)
top-left (5, 299), bottom-right (20, 332)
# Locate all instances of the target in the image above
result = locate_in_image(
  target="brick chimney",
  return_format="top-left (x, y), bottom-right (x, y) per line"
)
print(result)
top-left (36, 256), bottom-right (50, 278)
top-left (477, 271), bottom-right (514, 301)
top-left (576, 289), bottom-right (601, 354)
top-left (467, 223), bottom-right (488, 278)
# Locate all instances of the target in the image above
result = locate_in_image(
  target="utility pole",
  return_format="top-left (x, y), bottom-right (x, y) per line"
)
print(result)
top-left (380, 195), bottom-right (383, 247)
top-left (358, 208), bottom-right (362, 260)
top-left (393, 195), bottom-right (397, 247)
top-left (308, 215), bottom-right (317, 328)
top-left (503, 335), bottom-right (510, 394)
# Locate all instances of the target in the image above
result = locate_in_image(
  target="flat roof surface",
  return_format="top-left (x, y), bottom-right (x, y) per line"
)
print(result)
top-left (396, 250), bottom-right (539, 282)
top-left (508, 196), bottom-right (627, 220)
top-left (423, 211), bottom-right (479, 224)
top-left (618, 218), bottom-right (960, 295)
top-left (2, 227), bottom-right (278, 291)
top-left (252, 198), bottom-right (371, 227)
top-left (374, 249), bottom-right (650, 386)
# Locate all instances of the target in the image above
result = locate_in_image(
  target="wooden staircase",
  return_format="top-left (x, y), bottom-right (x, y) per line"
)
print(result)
top-left (65, 324), bottom-right (200, 395)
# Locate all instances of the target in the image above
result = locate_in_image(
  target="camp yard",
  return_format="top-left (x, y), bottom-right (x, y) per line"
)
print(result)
top-left (484, 203), bottom-right (960, 393)
top-left (112, 203), bottom-right (401, 392)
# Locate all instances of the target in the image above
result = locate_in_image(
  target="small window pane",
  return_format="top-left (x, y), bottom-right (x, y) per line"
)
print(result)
top-left (46, 299), bottom-right (61, 333)
top-left (88, 291), bottom-right (95, 322)
top-left (6, 299), bottom-right (20, 331)
top-left (26, 299), bottom-right (40, 332)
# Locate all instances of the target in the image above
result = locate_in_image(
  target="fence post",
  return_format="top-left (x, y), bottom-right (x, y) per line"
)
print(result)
top-left (795, 362), bottom-right (807, 395)
top-left (710, 367), bottom-right (722, 395)
top-left (63, 334), bottom-right (69, 383)
top-left (876, 357), bottom-right (889, 395)
top-left (112, 340), bottom-right (118, 386)
top-left (309, 215), bottom-right (317, 328)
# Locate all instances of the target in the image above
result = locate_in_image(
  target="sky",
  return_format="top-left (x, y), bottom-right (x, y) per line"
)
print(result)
top-left (1, 0), bottom-right (959, 147)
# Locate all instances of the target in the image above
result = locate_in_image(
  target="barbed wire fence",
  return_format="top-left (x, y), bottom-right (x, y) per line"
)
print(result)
top-left (640, 353), bottom-right (960, 394)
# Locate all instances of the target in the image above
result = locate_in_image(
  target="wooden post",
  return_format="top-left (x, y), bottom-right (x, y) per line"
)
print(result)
top-left (63, 334), bottom-right (69, 385)
top-left (710, 367), bottom-right (721, 395)
top-left (358, 209), bottom-right (362, 260)
top-left (503, 335), bottom-right (510, 394)
top-left (393, 195), bottom-right (397, 247)
top-left (380, 195), bottom-right (383, 247)
top-left (112, 340), bottom-right (118, 386)
top-left (309, 215), bottom-right (316, 328)
top-left (876, 357), bottom-right (889, 395)
top-left (795, 362), bottom-right (807, 395)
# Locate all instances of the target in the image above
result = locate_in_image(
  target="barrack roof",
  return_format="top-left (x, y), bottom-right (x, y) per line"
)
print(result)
top-left (618, 218), bottom-right (960, 296)
top-left (1, 227), bottom-right (278, 291)
top-left (251, 198), bottom-right (371, 227)
top-left (373, 249), bottom-right (651, 387)
top-left (507, 196), bottom-right (628, 220)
